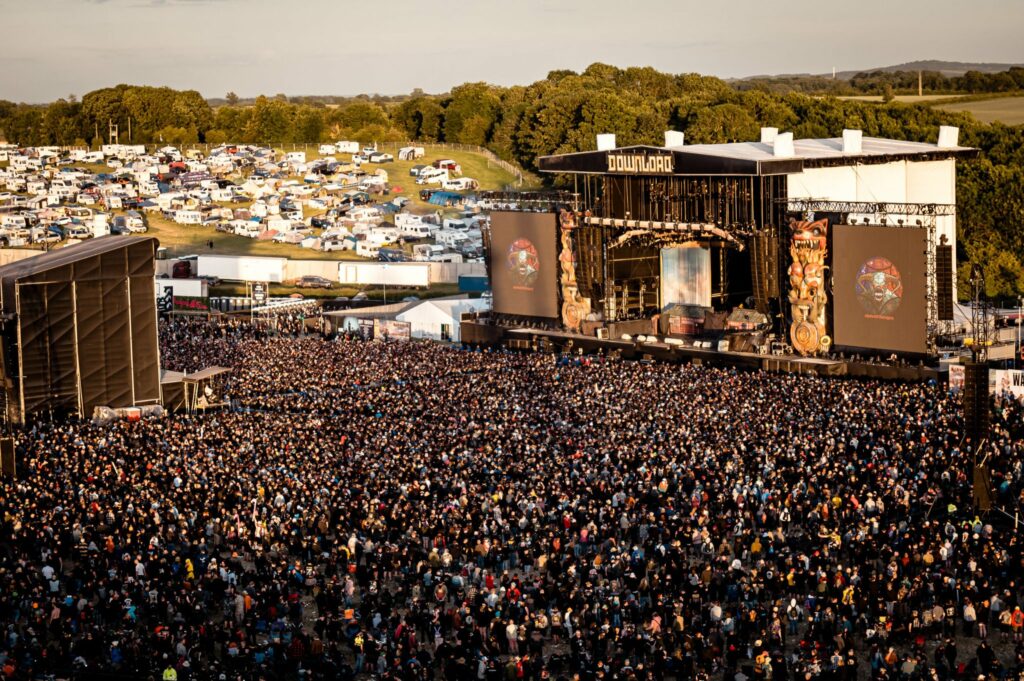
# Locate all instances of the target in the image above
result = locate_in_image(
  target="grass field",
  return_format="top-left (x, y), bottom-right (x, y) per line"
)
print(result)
top-left (141, 211), bottom-right (364, 260)
top-left (836, 94), bottom-right (964, 103)
top-left (933, 96), bottom-right (1024, 124)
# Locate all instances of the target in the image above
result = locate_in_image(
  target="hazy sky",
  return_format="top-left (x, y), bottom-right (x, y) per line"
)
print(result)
top-left (1, 0), bottom-right (1021, 102)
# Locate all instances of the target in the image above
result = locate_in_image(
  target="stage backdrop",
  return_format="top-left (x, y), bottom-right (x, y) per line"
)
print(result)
top-left (489, 212), bottom-right (559, 319)
top-left (660, 245), bottom-right (711, 309)
top-left (833, 225), bottom-right (928, 354)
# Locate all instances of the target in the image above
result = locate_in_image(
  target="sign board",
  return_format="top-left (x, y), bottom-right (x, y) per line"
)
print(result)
top-left (374, 319), bottom-right (411, 342)
top-left (606, 152), bottom-right (675, 174)
top-left (157, 285), bottom-right (174, 314)
top-left (357, 318), bottom-right (375, 340)
top-left (990, 369), bottom-right (1024, 399)
top-left (948, 364), bottom-right (965, 391)
top-left (173, 296), bottom-right (211, 313)
top-left (252, 281), bottom-right (268, 306)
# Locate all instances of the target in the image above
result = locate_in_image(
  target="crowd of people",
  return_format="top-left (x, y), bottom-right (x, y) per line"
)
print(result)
top-left (1, 316), bottom-right (1023, 681)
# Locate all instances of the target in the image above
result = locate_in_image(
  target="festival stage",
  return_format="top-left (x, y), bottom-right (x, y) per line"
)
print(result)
top-left (463, 319), bottom-right (940, 381)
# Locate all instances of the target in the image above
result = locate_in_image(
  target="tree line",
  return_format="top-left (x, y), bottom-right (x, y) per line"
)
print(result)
top-left (0, 65), bottom-right (1022, 298)
top-left (737, 67), bottom-right (1024, 97)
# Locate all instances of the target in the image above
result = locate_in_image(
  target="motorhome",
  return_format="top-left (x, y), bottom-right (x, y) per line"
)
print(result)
top-left (233, 221), bottom-right (261, 238)
top-left (442, 177), bottom-right (478, 191)
top-left (174, 209), bottom-right (203, 225)
top-left (415, 168), bottom-right (447, 185)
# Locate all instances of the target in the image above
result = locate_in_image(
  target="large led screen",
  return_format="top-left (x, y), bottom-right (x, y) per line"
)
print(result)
top-left (489, 211), bottom-right (559, 319)
top-left (833, 225), bottom-right (928, 354)
top-left (661, 245), bottom-right (711, 309)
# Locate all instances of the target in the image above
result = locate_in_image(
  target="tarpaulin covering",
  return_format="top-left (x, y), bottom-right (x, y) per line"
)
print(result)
top-left (0, 236), bottom-right (161, 422)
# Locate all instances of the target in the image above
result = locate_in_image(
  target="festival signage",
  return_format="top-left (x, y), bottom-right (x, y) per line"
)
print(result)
top-left (374, 319), bottom-right (412, 341)
top-left (606, 152), bottom-right (674, 174)
top-left (990, 369), bottom-right (1024, 399)
top-left (173, 296), bottom-right (211, 312)
top-left (948, 364), bottom-right (965, 391)
top-left (251, 281), bottom-right (268, 306)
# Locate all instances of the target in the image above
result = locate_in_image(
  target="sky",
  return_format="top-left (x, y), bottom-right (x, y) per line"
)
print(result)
top-left (1, 0), bottom-right (1022, 103)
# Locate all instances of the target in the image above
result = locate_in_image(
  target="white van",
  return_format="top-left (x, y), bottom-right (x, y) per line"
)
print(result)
top-left (234, 221), bottom-right (261, 238)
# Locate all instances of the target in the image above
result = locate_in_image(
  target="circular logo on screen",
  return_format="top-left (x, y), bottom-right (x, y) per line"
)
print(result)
top-left (507, 238), bottom-right (540, 288)
top-left (855, 257), bottom-right (903, 317)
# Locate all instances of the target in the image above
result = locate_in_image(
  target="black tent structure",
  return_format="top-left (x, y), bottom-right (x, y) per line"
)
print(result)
top-left (0, 236), bottom-right (161, 424)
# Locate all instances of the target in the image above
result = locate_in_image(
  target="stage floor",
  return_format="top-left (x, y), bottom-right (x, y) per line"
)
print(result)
top-left (489, 324), bottom-right (936, 381)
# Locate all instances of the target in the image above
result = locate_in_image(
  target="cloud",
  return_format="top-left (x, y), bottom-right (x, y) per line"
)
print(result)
top-left (85, 0), bottom-right (233, 4)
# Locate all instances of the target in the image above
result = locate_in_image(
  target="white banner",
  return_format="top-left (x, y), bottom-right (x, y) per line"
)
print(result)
top-left (990, 369), bottom-right (1024, 399)
top-left (949, 364), bottom-right (965, 391)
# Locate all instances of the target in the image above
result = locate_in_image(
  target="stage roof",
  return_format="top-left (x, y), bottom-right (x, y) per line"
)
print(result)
top-left (671, 136), bottom-right (975, 162)
top-left (184, 366), bottom-right (232, 382)
top-left (0, 236), bottom-right (159, 309)
top-left (536, 136), bottom-right (977, 177)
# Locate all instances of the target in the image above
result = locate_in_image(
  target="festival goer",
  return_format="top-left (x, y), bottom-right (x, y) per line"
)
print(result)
top-left (0, 316), bottom-right (1020, 681)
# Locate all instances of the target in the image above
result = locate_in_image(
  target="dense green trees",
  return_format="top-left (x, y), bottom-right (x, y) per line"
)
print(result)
top-left (1, 67), bottom-right (1023, 296)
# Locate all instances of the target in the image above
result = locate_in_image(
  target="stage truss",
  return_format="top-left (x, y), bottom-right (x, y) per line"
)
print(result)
top-left (785, 199), bottom-right (956, 354)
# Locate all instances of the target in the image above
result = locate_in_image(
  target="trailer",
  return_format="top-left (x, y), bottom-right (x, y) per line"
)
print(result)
top-left (198, 254), bottom-right (288, 283)
top-left (337, 262), bottom-right (431, 288)
top-left (458, 274), bottom-right (490, 293)
top-left (154, 278), bottom-right (209, 299)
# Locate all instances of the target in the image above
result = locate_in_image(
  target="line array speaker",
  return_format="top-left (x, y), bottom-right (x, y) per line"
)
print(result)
top-left (937, 244), bottom-right (954, 321)
top-left (962, 361), bottom-right (989, 446)
top-left (750, 232), bottom-right (780, 314)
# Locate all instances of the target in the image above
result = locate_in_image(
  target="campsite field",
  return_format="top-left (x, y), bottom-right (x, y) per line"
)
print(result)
top-left (933, 96), bottom-right (1024, 125)
top-left (269, 144), bottom-right (530, 211)
top-left (95, 146), bottom-right (527, 259)
top-left (140, 211), bottom-right (363, 261)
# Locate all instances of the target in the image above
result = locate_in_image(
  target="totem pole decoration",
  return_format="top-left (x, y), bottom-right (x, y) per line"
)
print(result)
top-left (559, 209), bottom-right (591, 332)
top-left (787, 218), bottom-right (831, 356)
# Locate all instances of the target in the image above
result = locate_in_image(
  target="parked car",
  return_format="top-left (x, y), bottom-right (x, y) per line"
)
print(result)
top-left (296, 275), bottom-right (334, 289)
top-left (65, 225), bottom-right (92, 239)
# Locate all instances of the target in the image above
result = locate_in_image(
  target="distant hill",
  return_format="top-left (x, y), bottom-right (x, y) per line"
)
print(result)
top-left (834, 61), bottom-right (1024, 80)
top-left (738, 61), bottom-right (1024, 81)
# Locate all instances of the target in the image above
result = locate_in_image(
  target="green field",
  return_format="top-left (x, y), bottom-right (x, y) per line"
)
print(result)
top-left (836, 94), bottom-right (964, 103)
top-left (933, 96), bottom-right (1024, 124)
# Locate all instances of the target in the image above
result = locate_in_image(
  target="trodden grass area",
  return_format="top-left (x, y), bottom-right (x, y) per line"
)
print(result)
top-left (139, 211), bottom-right (365, 261)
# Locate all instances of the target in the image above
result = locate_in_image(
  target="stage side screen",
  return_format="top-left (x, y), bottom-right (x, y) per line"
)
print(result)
top-left (489, 211), bottom-right (559, 318)
top-left (661, 245), bottom-right (711, 308)
top-left (833, 225), bottom-right (928, 354)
